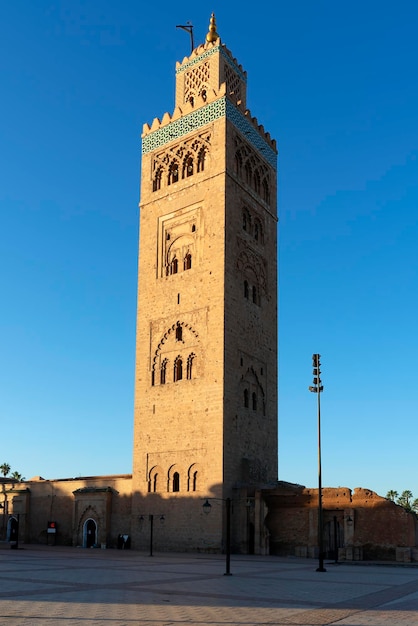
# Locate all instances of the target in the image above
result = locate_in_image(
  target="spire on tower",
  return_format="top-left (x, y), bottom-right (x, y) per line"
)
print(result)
top-left (206, 13), bottom-right (219, 43)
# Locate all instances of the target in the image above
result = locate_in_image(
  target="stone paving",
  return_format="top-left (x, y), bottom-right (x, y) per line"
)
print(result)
top-left (0, 545), bottom-right (418, 625)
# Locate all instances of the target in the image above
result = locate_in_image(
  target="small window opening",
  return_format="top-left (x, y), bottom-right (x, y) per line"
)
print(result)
top-left (244, 388), bottom-right (249, 408)
top-left (174, 357), bottom-right (183, 382)
top-left (252, 392), bottom-right (257, 411)
top-left (173, 472), bottom-right (180, 492)
top-left (176, 324), bottom-right (183, 341)
top-left (184, 252), bottom-right (192, 270)
top-left (187, 354), bottom-right (194, 380)
top-left (197, 149), bottom-right (206, 173)
top-left (160, 360), bottom-right (167, 385)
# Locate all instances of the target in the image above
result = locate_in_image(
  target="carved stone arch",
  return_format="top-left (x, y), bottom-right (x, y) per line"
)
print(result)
top-left (240, 366), bottom-right (266, 415)
top-left (253, 216), bottom-right (264, 244)
top-left (153, 165), bottom-right (164, 192)
top-left (262, 176), bottom-right (270, 204)
top-left (198, 83), bottom-right (209, 101)
top-left (148, 465), bottom-right (164, 493)
top-left (165, 233), bottom-right (195, 275)
top-left (168, 159), bottom-right (179, 185)
top-left (168, 463), bottom-right (186, 493)
top-left (237, 249), bottom-right (267, 298)
top-left (182, 151), bottom-right (194, 178)
top-left (151, 322), bottom-right (201, 385)
top-left (242, 207), bottom-right (252, 233)
top-left (173, 354), bottom-right (183, 382)
top-left (187, 463), bottom-right (201, 492)
top-left (244, 159), bottom-right (253, 186)
top-left (186, 89), bottom-right (197, 106)
top-left (253, 167), bottom-right (261, 194)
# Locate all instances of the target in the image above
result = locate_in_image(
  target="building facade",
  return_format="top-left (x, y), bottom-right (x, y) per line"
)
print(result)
top-left (130, 14), bottom-right (278, 553)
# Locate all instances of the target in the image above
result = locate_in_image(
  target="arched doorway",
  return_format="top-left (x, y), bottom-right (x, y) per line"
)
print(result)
top-left (8, 517), bottom-right (18, 543)
top-left (83, 518), bottom-right (97, 548)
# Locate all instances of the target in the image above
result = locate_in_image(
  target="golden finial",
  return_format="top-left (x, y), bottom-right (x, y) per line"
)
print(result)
top-left (206, 13), bottom-right (219, 43)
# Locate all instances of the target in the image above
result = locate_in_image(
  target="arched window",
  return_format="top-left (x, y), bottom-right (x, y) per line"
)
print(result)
top-left (244, 388), bottom-right (249, 408)
top-left (153, 168), bottom-right (162, 192)
top-left (235, 151), bottom-right (243, 176)
top-left (197, 148), bottom-right (206, 173)
top-left (173, 472), bottom-right (180, 492)
top-left (184, 252), bottom-right (192, 270)
top-left (168, 162), bottom-right (179, 185)
top-left (171, 257), bottom-right (178, 274)
top-left (252, 285), bottom-right (258, 304)
top-left (245, 161), bottom-right (252, 185)
top-left (174, 357), bottom-right (183, 382)
top-left (187, 353), bottom-right (195, 380)
top-left (253, 169), bottom-right (261, 194)
top-left (262, 178), bottom-right (270, 204)
top-left (192, 470), bottom-right (197, 491)
top-left (175, 324), bottom-right (183, 341)
top-left (252, 392), bottom-right (257, 411)
top-left (243, 209), bottom-right (251, 232)
top-left (148, 468), bottom-right (160, 493)
top-left (183, 155), bottom-right (194, 178)
top-left (254, 219), bottom-right (264, 244)
top-left (244, 280), bottom-right (249, 299)
top-left (160, 359), bottom-right (168, 385)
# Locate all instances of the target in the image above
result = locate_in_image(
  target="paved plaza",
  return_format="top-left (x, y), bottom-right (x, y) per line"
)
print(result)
top-left (0, 545), bottom-right (418, 625)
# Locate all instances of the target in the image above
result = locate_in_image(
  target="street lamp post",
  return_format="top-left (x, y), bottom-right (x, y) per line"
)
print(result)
top-left (139, 514), bottom-right (165, 556)
top-left (203, 498), bottom-right (232, 576)
top-left (309, 353), bottom-right (326, 573)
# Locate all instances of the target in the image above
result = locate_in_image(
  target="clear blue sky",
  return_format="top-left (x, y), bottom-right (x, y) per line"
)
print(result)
top-left (1, 2), bottom-right (417, 499)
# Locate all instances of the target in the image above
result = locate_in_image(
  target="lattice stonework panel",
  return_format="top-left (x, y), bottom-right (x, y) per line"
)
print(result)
top-left (142, 97), bottom-right (277, 171)
top-left (176, 45), bottom-right (247, 84)
top-left (224, 65), bottom-right (241, 102)
top-left (184, 62), bottom-right (210, 103)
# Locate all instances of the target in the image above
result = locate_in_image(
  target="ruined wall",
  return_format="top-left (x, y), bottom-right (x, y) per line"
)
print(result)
top-left (263, 483), bottom-right (418, 561)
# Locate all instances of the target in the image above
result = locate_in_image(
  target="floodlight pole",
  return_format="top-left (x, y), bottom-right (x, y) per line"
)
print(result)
top-left (309, 353), bottom-right (326, 572)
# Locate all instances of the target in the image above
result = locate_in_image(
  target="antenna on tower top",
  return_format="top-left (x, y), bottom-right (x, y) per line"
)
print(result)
top-left (176, 21), bottom-right (194, 54)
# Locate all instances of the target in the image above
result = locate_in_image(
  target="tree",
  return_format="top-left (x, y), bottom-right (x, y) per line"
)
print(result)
top-left (10, 472), bottom-right (25, 482)
top-left (397, 490), bottom-right (414, 512)
top-left (386, 490), bottom-right (398, 501)
top-left (0, 463), bottom-right (11, 478)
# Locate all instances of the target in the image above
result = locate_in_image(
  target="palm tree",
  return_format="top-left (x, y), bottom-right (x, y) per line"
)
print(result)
top-left (412, 499), bottom-right (418, 514)
top-left (0, 463), bottom-right (10, 537)
top-left (397, 490), bottom-right (414, 511)
top-left (10, 472), bottom-right (24, 482)
top-left (0, 463), bottom-right (11, 478)
top-left (386, 490), bottom-right (398, 501)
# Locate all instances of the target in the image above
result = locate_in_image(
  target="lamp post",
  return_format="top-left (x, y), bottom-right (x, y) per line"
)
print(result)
top-left (139, 514), bottom-right (165, 556)
top-left (309, 353), bottom-right (326, 572)
top-left (203, 498), bottom-right (232, 576)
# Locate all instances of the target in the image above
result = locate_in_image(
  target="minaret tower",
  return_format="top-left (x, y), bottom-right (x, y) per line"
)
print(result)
top-left (132, 15), bottom-right (278, 553)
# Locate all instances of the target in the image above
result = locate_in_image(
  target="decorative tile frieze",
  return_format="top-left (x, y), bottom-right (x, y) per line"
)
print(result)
top-left (142, 97), bottom-right (277, 170)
